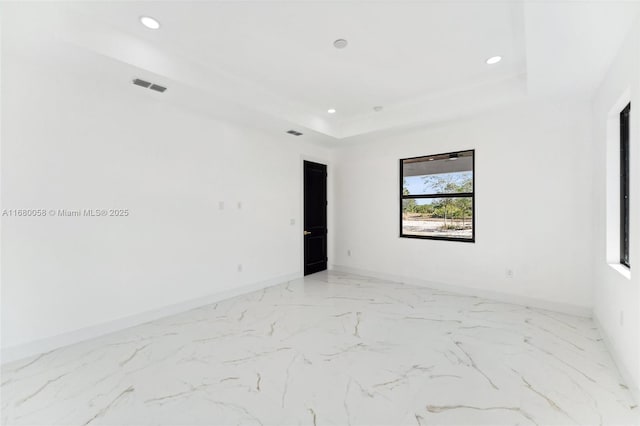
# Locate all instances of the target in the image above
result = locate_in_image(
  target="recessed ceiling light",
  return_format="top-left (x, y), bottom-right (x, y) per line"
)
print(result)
top-left (333, 39), bottom-right (348, 49)
top-left (327, 108), bottom-right (336, 114)
top-left (373, 106), bottom-right (383, 112)
top-left (140, 16), bottom-right (161, 30)
top-left (486, 55), bottom-right (502, 65)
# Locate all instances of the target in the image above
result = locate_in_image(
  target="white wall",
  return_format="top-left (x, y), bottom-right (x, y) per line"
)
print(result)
top-left (0, 53), bottom-right (329, 353)
top-left (331, 98), bottom-right (595, 313)
top-left (591, 18), bottom-right (640, 395)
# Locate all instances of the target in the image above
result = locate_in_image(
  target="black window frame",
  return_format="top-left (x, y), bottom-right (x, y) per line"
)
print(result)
top-left (620, 103), bottom-right (631, 268)
top-left (399, 149), bottom-right (475, 243)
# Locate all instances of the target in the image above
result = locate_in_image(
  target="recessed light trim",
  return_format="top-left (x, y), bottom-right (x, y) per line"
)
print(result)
top-left (140, 16), bottom-right (161, 30)
top-left (327, 108), bottom-right (336, 114)
top-left (373, 106), bottom-right (383, 112)
top-left (333, 39), bottom-right (348, 49)
top-left (486, 55), bottom-right (502, 65)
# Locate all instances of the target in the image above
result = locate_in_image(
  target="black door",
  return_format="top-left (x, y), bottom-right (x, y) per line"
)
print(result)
top-left (304, 161), bottom-right (327, 275)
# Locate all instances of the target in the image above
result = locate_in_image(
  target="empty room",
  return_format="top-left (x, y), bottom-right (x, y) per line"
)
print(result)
top-left (1, 1), bottom-right (639, 425)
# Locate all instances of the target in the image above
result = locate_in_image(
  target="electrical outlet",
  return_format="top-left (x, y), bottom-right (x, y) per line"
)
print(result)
top-left (506, 269), bottom-right (514, 278)
top-left (290, 218), bottom-right (295, 225)
top-left (237, 201), bottom-right (242, 210)
top-left (347, 249), bottom-right (352, 257)
top-left (237, 264), bottom-right (243, 272)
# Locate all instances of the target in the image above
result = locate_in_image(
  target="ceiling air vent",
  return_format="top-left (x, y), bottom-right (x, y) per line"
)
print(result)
top-left (286, 130), bottom-right (303, 136)
top-left (149, 84), bottom-right (167, 93)
top-left (133, 78), bottom-right (151, 88)
top-left (132, 78), bottom-right (167, 93)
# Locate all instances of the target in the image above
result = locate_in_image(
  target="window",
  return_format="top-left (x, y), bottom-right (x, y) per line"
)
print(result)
top-left (400, 150), bottom-right (474, 242)
top-left (620, 103), bottom-right (630, 268)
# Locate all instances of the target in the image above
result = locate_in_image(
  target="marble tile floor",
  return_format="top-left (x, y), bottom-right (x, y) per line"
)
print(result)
top-left (1, 271), bottom-right (638, 426)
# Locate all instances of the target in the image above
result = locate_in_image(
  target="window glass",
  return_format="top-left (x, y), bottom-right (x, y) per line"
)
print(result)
top-left (400, 150), bottom-right (474, 242)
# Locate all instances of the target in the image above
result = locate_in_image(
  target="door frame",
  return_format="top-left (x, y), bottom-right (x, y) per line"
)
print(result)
top-left (300, 155), bottom-right (330, 276)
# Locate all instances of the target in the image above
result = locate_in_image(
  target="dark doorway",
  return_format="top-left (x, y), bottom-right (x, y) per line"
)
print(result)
top-left (304, 160), bottom-right (327, 275)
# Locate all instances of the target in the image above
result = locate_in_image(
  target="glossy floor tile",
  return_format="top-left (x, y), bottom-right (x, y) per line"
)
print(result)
top-left (1, 271), bottom-right (638, 425)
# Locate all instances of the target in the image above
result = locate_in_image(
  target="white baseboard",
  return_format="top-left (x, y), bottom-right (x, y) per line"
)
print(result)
top-left (593, 315), bottom-right (640, 404)
top-left (1, 272), bottom-right (301, 365)
top-left (330, 264), bottom-right (592, 318)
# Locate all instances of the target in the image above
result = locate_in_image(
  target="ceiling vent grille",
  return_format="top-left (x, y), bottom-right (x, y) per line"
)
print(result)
top-left (133, 78), bottom-right (167, 93)
top-left (149, 84), bottom-right (167, 93)
top-left (287, 130), bottom-right (303, 136)
top-left (133, 78), bottom-right (151, 88)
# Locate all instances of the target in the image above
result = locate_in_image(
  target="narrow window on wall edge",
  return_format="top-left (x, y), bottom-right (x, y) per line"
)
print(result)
top-left (400, 149), bottom-right (475, 242)
top-left (620, 103), bottom-right (630, 268)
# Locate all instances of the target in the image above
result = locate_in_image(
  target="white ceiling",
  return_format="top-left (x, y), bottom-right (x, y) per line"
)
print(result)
top-left (2, 1), bottom-right (639, 143)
